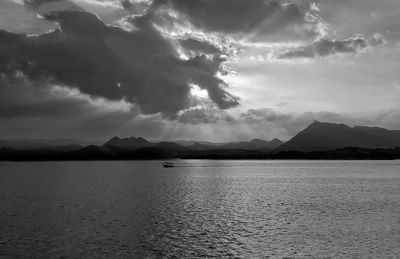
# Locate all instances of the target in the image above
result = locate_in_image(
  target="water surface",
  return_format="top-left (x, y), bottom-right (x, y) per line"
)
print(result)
top-left (1, 160), bottom-right (400, 258)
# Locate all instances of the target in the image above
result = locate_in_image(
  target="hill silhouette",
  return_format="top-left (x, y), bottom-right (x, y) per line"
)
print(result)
top-left (187, 138), bottom-right (283, 151)
top-left (104, 136), bottom-right (151, 151)
top-left (275, 121), bottom-right (400, 152)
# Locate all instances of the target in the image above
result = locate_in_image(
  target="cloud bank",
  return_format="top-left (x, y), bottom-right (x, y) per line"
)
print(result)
top-left (0, 0), bottom-right (394, 141)
top-left (279, 34), bottom-right (386, 59)
top-left (0, 9), bottom-right (238, 117)
top-left (1, 0), bottom-right (332, 122)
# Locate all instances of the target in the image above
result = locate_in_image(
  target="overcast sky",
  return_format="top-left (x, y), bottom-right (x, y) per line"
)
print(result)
top-left (1, 0), bottom-right (399, 141)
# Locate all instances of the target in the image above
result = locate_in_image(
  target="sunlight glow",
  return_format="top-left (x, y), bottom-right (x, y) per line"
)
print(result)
top-left (189, 84), bottom-right (209, 99)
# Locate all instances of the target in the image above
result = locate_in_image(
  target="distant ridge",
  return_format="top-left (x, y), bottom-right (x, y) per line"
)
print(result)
top-left (275, 121), bottom-right (400, 152)
top-left (3, 121), bottom-right (400, 160)
top-left (219, 138), bottom-right (283, 150)
top-left (187, 138), bottom-right (283, 151)
top-left (102, 136), bottom-right (284, 152)
top-left (104, 136), bottom-right (151, 151)
top-left (0, 138), bottom-right (100, 150)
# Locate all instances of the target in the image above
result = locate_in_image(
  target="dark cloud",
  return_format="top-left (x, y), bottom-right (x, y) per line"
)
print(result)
top-left (0, 72), bottom-right (133, 119)
top-left (121, 0), bottom-right (133, 9)
top-left (152, 0), bottom-right (323, 40)
top-left (0, 81), bottom-right (79, 119)
top-left (279, 34), bottom-right (385, 59)
top-left (0, 71), bottom-right (138, 140)
top-left (23, 0), bottom-right (82, 12)
top-left (0, 72), bottom-right (173, 141)
top-left (179, 38), bottom-right (222, 55)
top-left (0, 10), bottom-right (238, 117)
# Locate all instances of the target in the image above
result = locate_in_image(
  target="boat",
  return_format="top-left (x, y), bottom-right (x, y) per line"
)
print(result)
top-left (162, 162), bottom-right (174, 168)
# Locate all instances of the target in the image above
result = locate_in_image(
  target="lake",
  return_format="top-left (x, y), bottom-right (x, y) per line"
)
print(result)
top-left (1, 160), bottom-right (400, 258)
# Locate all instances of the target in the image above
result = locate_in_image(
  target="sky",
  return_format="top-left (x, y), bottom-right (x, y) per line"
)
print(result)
top-left (0, 0), bottom-right (399, 142)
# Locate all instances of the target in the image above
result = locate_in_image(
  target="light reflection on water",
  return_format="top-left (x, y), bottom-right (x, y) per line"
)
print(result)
top-left (0, 160), bottom-right (400, 258)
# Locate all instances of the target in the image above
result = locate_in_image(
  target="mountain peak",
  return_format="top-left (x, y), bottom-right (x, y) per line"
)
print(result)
top-left (270, 138), bottom-right (283, 145)
top-left (104, 136), bottom-right (151, 151)
top-left (306, 120), bottom-right (350, 130)
top-left (109, 136), bottom-right (120, 142)
top-left (136, 137), bottom-right (150, 143)
top-left (276, 121), bottom-right (400, 152)
top-left (309, 120), bottom-right (332, 127)
top-left (305, 120), bottom-right (323, 130)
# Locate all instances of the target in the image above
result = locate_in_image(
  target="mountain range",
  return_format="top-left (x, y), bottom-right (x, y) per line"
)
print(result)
top-left (0, 138), bottom-right (101, 151)
top-left (102, 136), bottom-right (283, 155)
top-left (1, 121), bottom-right (400, 160)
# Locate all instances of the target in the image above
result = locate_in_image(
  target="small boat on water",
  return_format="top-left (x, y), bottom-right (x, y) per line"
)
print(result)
top-left (162, 162), bottom-right (174, 168)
